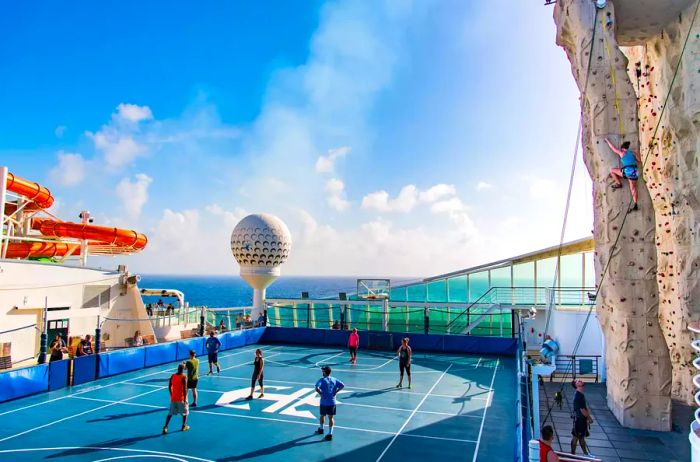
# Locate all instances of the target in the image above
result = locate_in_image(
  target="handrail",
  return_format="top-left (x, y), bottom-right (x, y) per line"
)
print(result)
top-left (444, 287), bottom-right (500, 331)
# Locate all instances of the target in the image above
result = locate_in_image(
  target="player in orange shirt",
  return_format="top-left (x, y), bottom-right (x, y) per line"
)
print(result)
top-left (163, 363), bottom-right (189, 434)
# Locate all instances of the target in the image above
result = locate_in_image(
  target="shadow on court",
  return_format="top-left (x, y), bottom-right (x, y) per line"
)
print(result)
top-left (87, 408), bottom-right (162, 422)
top-left (217, 433), bottom-right (326, 461)
top-left (46, 434), bottom-right (165, 459)
top-left (345, 387), bottom-right (396, 399)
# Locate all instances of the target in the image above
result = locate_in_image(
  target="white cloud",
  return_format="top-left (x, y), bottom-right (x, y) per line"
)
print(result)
top-left (117, 103), bottom-right (153, 123)
top-left (48, 152), bottom-right (86, 186)
top-left (476, 181), bottom-right (493, 191)
top-left (116, 173), bottom-right (152, 219)
top-left (431, 197), bottom-right (478, 242)
top-left (362, 183), bottom-right (460, 213)
top-left (418, 184), bottom-right (456, 202)
top-left (528, 177), bottom-right (558, 199)
top-left (205, 204), bottom-right (248, 228)
top-left (91, 133), bottom-right (144, 168)
top-left (315, 146), bottom-right (351, 173)
top-left (325, 178), bottom-right (350, 211)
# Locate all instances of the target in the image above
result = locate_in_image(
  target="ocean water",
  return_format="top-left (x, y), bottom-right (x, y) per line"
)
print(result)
top-left (139, 275), bottom-right (367, 308)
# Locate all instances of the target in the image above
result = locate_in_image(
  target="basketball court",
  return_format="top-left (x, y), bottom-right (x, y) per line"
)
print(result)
top-left (0, 343), bottom-right (517, 461)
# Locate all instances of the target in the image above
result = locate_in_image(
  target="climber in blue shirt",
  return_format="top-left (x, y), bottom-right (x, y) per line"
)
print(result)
top-left (606, 138), bottom-right (641, 212)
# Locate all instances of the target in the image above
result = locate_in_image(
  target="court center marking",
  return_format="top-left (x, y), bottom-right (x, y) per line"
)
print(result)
top-left (0, 386), bottom-right (164, 443)
top-left (0, 345), bottom-right (262, 417)
top-left (86, 383), bottom-right (483, 419)
top-left (68, 395), bottom-right (477, 444)
top-left (375, 363), bottom-right (453, 462)
top-left (207, 375), bottom-right (491, 400)
top-left (471, 357), bottom-right (500, 462)
top-left (0, 447), bottom-right (213, 462)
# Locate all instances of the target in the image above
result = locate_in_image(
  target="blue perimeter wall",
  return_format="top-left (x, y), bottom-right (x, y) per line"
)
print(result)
top-left (0, 327), bottom-right (512, 403)
top-left (260, 327), bottom-right (517, 356)
top-left (0, 327), bottom-right (265, 403)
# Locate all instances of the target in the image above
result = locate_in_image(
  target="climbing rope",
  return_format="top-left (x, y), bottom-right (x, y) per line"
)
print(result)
top-left (541, 5), bottom-right (600, 338)
top-left (541, 0), bottom-right (700, 431)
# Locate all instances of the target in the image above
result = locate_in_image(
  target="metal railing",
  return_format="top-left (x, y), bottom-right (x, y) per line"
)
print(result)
top-left (551, 355), bottom-right (601, 383)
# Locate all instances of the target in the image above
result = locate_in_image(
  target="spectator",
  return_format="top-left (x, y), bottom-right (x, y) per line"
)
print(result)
top-left (146, 303), bottom-right (153, 316)
top-left (235, 313), bottom-right (243, 329)
top-left (218, 320), bottom-right (227, 333)
top-left (133, 330), bottom-right (143, 347)
top-left (157, 298), bottom-right (165, 308)
top-left (50, 333), bottom-right (66, 351)
top-left (256, 313), bottom-right (266, 327)
top-left (76, 334), bottom-right (93, 357)
top-left (244, 313), bottom-right (252, 327)
top-left (166, 303), bottom-right (174, 315)
top-left (49, 344), bottom-right (64, 362)
top-left (332, 320), bottom-right (340, 330)
top-left (540, 425), bottom-right (560, 462)
top-left (571, 380), bottom-right (594, 457)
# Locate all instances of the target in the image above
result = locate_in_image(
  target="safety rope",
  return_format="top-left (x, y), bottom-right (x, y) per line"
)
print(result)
top-left (542, 5), bottom-right (599, 338)
top-left (541, 0), bottom-right (700, 430)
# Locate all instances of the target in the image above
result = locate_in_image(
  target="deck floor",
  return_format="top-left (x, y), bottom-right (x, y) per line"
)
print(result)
top-left (539, 381), bottom-right (691, 462)
top-left (0, 344), bottom-right (517, 461)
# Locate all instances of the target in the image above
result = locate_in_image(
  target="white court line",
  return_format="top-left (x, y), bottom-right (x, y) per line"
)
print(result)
top-left (471, 357), bottom-right (500, 462)
top-left (0, 345), bottom-right (262, 417)
top-left (0, 386), bottom-right (163, 443)
top-left (375, 364), bottom-right (453, 462)
top-left (69, 395), bottom-right (476, 444)
top-left (313, 351), bottom-right (344, 367)
top-left (266, 358), bottom-right (439, 374)
top-left (0, 447), bottom-right (214, 462)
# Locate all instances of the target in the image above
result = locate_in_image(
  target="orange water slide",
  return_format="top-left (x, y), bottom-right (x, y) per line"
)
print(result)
top-left (3, 172), bottom-right (148, 259)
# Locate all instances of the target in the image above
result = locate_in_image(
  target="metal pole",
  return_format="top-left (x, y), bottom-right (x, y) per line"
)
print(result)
top-left (423, 306), bottom-right (430, 334)
top-left (94, 315), bottom-right (102, 356)
top-left (0, 167), bottom-right (7, 259)
top-left (382, 299), bottom-right (388, 332)
top-left (37, 296), bottom-right (48, 364)
top-left (199, 306), bottom-right (205, 336)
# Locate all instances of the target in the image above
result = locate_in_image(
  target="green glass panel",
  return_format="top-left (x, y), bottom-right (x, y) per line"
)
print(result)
top-left (490, 266), bottom-right (511, 288)
top-left (560, 254), bottom-right (583, 288)
top-left (469, 271), bottom-right (489, 302)
top-left (447, 276), bottom-right (467, 303)
top-left (390, 286), bottom-right (406, 302)
top-left (513, 263), bottom-right (535, 287)
top-left (536, 257), bottom-right (558, 289)
top-left (427, 280), bottom-right (447, 303)
top-left (584, 252), bottom-right (596, 288)
top-left (406, 283), bottom-right (427, 302)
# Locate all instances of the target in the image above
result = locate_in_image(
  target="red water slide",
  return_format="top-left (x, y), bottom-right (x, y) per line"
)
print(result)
top-left (3, 173), bottom-right (148, 258)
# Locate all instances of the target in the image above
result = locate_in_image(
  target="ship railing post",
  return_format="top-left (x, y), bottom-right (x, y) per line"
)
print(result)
top-left (38, 296), bottom-right (49, 364)
top-left (0, 166), bottom-right (7, 259)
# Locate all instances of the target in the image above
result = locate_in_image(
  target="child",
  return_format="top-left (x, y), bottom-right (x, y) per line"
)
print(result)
top-left (246, 349), bottom-right (265, 400)
top-left (315, 366), bottom-right (344, 440)
top-left (348, 328), bottom-right (359, 364)
top-left (163, 363), bottom-right (189, 433)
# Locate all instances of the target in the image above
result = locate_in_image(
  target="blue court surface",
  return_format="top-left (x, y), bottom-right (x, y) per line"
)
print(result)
top-left (0, 344), bottom-right (517, 461)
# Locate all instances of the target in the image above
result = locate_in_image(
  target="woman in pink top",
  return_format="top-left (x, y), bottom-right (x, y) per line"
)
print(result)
top-left (348, 328), bottom-right (359, 364)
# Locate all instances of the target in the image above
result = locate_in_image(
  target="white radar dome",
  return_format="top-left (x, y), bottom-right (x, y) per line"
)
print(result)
top-left (230, 213), bottom-right (292, 269)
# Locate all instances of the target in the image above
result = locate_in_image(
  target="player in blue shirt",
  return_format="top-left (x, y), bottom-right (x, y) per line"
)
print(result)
top-left (315, 366), bottom-right (344, 440)
top-left (205, 330), bottom-right (222, 375)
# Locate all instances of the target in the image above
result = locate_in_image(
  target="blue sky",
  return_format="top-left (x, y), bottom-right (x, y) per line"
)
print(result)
top-left (0, 0), bottom-right (593, 276)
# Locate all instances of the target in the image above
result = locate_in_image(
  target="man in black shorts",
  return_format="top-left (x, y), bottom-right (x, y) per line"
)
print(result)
top-left (396, 337), bottom-right (412, 389)
top-left (571, 380), bottom-right (593, 456)
top-left (185, 350), bottom-right (199, 407)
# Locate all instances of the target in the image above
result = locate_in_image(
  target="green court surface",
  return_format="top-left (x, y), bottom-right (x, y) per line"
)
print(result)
top-left (0, 344), bottom-right (517, 461)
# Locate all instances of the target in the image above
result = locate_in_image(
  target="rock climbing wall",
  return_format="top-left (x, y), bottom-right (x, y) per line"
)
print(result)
top-left (619, 2), bottom-right (700, 404)
top-left (554, 0), bottom-right (673, 431)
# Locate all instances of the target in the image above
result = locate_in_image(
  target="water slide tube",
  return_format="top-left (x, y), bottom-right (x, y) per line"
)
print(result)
top-left (3, 173), bottom-right (147, 258)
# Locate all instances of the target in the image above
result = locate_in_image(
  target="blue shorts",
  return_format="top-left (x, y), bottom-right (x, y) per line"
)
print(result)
top-left (622, 166), bottom-right (638, 180)
top-left (208, 352), bottom-right (218, 363)
top-left (319, 405), bottom-right (336, 416)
